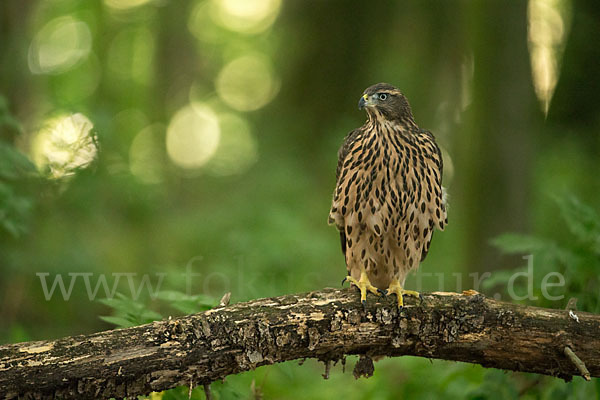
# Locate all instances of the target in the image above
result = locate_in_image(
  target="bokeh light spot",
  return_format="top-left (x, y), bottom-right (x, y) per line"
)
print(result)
top-left (129, 124), bottom-right (164, 184)
top-left (28, 16), bottom-right (92, 75)
top-left (215, 54), bottom-right (279, 112)
top-left (31, 113), bottom-right (98, 179)
top-left (206, 113), bottom-right (258, 176)
top-left (189, 2), bottom-right (215, 42)
top-left (527, 0), bottom-right (571, 115)
top-left (104, 0), bottom-right (152, 11)
top-left (107, 28), bottom-right (155, 85)
top-left (166, 104), bottom-right (220, 170)
top-left (211, 0), bottom-right (281, 34)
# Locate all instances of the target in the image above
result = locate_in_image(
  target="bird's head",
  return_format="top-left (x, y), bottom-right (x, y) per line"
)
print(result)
top-left (358, 83), bottom-right (414, 123)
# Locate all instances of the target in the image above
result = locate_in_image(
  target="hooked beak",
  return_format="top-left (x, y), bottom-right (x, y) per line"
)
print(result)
top-left (358, 94), bottom-right (372, 110)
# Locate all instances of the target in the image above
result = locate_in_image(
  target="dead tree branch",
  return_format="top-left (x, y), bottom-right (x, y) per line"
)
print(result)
top-left (1, 288), bottom-right (598, 399)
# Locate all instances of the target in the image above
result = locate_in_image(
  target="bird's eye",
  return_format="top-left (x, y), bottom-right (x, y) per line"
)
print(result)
top-left (379, 93), bottom-right (388, 101)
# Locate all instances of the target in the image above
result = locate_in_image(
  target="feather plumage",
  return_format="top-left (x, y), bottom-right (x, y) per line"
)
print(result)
top-left (329, 84), bottom-right (447, 290)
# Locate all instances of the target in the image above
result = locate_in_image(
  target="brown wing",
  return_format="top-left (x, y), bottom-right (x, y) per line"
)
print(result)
top-left (419, 129), bottom-right (447, 229)
top-left (335, 128), bottom-right (362, 182)
top-left (416, 129), bottom-right (447, 262)
top-left (332, 128), bottom-right (363, 257)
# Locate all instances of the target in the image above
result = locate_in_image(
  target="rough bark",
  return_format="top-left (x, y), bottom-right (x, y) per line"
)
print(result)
top-left (1, 288), bottom-right (598, 399)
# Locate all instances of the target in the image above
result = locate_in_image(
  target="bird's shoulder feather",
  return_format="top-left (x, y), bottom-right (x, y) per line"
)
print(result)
top-left (336, 128), bottom-right (363, 182)
top-left (414, 128), bottom-right (447, 230)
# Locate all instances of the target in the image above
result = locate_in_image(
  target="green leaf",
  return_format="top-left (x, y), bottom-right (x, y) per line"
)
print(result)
top-left (480, 268), bottom-right (523, 290)
top-left (139, 309), bottom-right (163, 323)
top-left (0, 95), bottom-right (24, 136)
top-left (0, 142), bottom-right (37, 180)
top-left (490, 233), bottom-right (556, 254)
top-left (156, 290), bottom-right (218, 314)
top-left (156, 290), bottom-right (216, 305)
top-left (99, 315), bottom-right (137, 328)
top-left (493, 195), bottom-right (600, 313)
top-left (98, 292), bottom-right (163, 326)
top-left (554, 195), bottom-right (600, 245)
top-left (0, 181), bottom-right (33, 237)
top-left (97, 293), bottom-right (138, 313)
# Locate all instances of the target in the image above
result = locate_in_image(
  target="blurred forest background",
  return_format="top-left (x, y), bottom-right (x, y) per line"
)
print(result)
top-left (1, 0), bottom-right (599, 398)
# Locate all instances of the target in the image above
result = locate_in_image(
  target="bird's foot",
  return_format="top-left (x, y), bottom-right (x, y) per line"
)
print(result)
top-left (342, 271), bottom-right (381, 309)
top-left (386, 280), bottom-right (420, 309)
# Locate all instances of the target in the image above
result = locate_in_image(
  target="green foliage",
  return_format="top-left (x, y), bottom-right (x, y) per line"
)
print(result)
top-left (98, 293), bottom-right (162, 328)
top-left (155, 290), bottom-right (218, 315)
top-left (156, 380), bottom-right (243, 400)
top-left (0, 142), bottom-right (36, 180)
top-left (464, 370), bottom-right (519, 400)
top-left (98, 291), bottom-right (229, 399)
top-left (98, 291), bottom-right (218, 329)
top-left (491, 195), bottom-right (600, 312)
top-left (0, 97), bottom-right (38, 238)
top-left (0, 95), bottom-right (23, 138)
top-left (0, 179), bottom-right (34, 237)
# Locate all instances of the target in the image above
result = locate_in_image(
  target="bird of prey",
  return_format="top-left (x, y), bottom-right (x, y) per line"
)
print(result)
top-left (328, 83), bottom-right (447, 308)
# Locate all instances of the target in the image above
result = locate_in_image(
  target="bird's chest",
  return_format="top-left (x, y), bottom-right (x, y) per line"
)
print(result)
top-left (361, 132), bottom-right (421, 185)
top-left (357, 132), bottom-right (427, 219)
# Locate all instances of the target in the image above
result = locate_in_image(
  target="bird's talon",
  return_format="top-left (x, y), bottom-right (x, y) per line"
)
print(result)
top-left (344, 272), bottom-right (379, 308)
top-left (341, 277), bottom-right (347, 286)
top-left (384, 280), bottom-right (419, 309)
top-left (377, 288), bottom-right (387, 297)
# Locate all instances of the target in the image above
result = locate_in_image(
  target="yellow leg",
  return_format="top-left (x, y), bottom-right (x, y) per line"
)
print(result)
top-left (342, 270), bottom-right (383, 307)
top-left (386, 279), bottom-right (421, 308)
